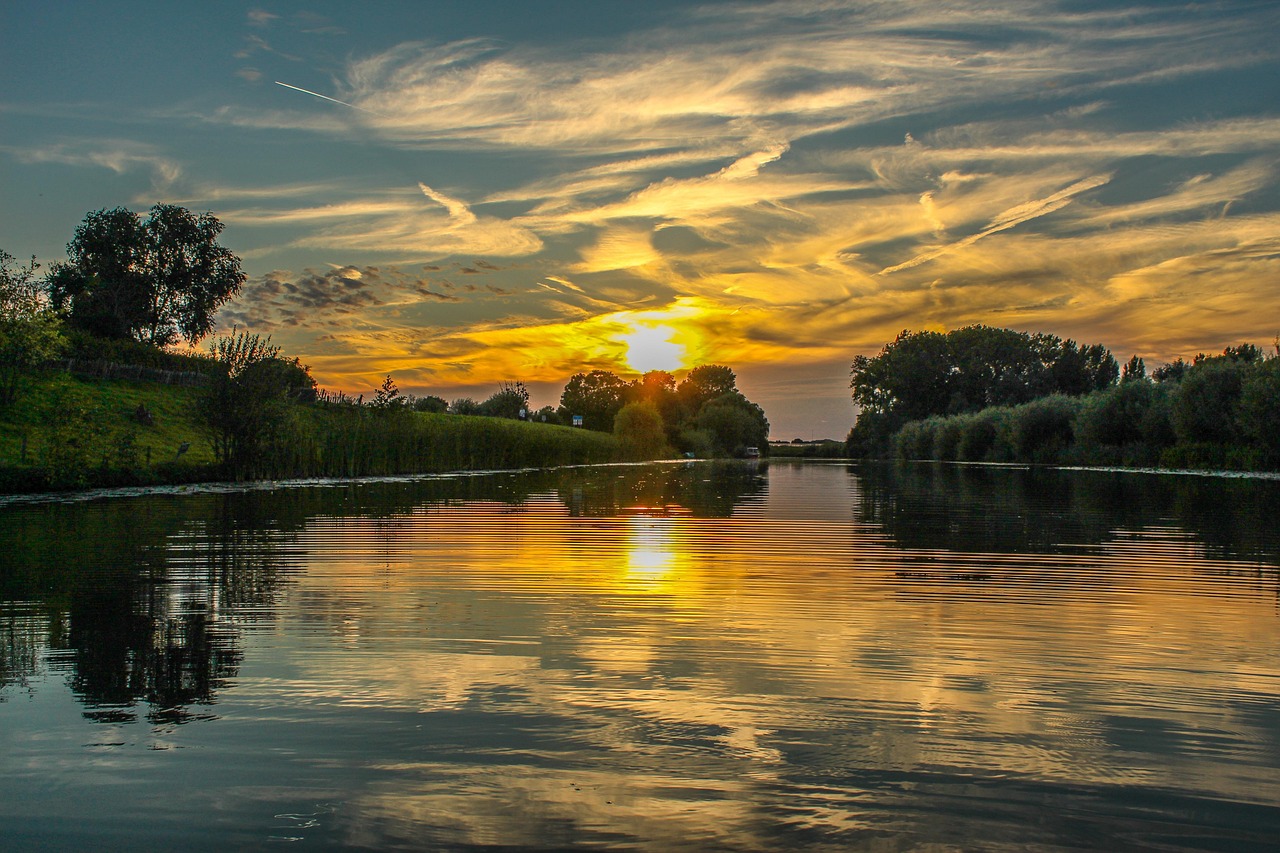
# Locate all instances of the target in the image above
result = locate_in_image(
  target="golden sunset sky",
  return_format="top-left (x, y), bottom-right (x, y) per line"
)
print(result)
top-left (3, 1), bottom-right (1278, 437)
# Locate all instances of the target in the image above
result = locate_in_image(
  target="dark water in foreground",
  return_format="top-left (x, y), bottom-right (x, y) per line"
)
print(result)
top-left (1, 461), bottom-right (1278, 851)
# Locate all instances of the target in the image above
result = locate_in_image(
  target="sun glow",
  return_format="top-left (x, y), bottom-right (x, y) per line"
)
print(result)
top-left (622, 324), bottom-right (684, 373)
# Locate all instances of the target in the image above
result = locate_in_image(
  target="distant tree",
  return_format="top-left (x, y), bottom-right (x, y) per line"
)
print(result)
top-left (1171, 359), bottom-right (1246, 445)
top-left (0, 250), bottom-right (65, 407)
top-left (1152, 358), bottom-right (1187, 383)
top-left (47, 205), bottom-right (244, 346)
top-left (850, 326), bottom-right (1117, 452)
top-left (1239, 357), bottom-right (1280, 462)
top-left (614, 401), bottom-right (671, 460)
top-left (477, 381), bottom-right (530, 419)
top-left (449, 397), bottom-right (481, 415)
top-left (1121, 355), bottom-right (1146, 383)
top-left (560, 369), bottom-right (630, 430)
top-left (411, 395), bottom-right (449, 413)
top-left (676, 364), bottom-right (738, 415)
top-left (371, 375), bottom-right (402, 411)
top-left (692, 391), bottom-right (769, 457)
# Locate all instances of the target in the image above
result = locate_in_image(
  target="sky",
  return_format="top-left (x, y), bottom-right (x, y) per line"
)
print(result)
top-left (3, 0), bottom-right (1279, 439)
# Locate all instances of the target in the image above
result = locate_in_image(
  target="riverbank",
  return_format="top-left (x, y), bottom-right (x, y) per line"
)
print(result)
top-left (0, 371), bottom-right (619, 494)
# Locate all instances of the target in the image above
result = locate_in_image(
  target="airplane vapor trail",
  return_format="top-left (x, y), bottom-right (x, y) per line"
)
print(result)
top-left (274, 81), bottom-right (385, 116)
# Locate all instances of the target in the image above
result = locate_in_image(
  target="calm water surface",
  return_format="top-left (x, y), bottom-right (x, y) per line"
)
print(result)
top-left (1, 461), bottom-right (1278, 851)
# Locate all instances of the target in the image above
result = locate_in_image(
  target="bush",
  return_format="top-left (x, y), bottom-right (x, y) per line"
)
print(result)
top-left (1010, 395), bottom-right (1079, 464)
top-left (958, 407), bottom-right (1012, 462)
top-left (933, 415), bottom-right (966, 461)
top-left (1239, 358), bottom-right (1280, 464)
top-left (1172, 360), bottom-right (1245, 444)
top-left (614, 402), bottom-right (671, 460)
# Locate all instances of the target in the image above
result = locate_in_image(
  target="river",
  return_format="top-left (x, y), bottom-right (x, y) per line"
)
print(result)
top-left (1, 460), bottom-right (1278, 851)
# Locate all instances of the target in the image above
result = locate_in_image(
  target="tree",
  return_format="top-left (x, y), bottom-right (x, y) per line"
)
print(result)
top-left (614, 401), bottom-right (671, 460)
top-left (1121, 355), bottom-right (1146, 383)
top-left (411, 395), bottom-right (449, 414)
top-left (1239, 357), bottom-right (1280, 462)
top-left (0, 250), bottom-right (65, 407)
top-left (560, 370), bottom-right (630, 430)
top-left (676, 364), bottom-right (738, 415)
top-left (479, 381), bottom-right (530, 419)
top-left (371, 375), bottom-right (402, 411)
top-left (849, 326), bottom-right (1117, 449)
top-left (692, 391), bottom-right (769, 457)
top-left (1171, 359), bottom-right (1246, 445)
top-left (47, 205), bottom-right (245, 346)
top-left (197, 330), bottom-right (311, 478)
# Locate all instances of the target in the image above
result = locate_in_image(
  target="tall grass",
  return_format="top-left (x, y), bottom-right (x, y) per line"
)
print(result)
top-left (1, 374), bottom-right (619, 492)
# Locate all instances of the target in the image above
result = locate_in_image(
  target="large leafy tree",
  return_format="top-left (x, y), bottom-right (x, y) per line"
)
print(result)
top-left (47, 205), bottom-right (245, 346)
top-left (560, 369), bottom-right (631, 430)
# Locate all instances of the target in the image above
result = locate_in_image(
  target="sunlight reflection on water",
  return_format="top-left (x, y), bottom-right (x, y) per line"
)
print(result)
top-left (1, 460), bottom-right (1278, 850)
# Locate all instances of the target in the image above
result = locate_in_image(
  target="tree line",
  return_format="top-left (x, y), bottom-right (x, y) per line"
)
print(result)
top-left (849, 326), bottom-right (1280, 470)
top-left (1, 205), bottom-right (768, 486)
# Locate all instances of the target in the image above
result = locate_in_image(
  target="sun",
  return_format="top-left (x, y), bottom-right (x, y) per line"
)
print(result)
top-left (622, 324), bottom-right (684, 373)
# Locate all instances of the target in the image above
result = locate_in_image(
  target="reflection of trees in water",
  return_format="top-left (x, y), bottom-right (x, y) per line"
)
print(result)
top-left (0, 607), bottom-right (46, 696)
top-left (855, 462), bottom-right (1280, 587)
top-left (0, 492), bottom-right (307, 723)
top-left (557, 462), bottom-right (767, 518)
top-left (1, 463), bottom-right (771, 715)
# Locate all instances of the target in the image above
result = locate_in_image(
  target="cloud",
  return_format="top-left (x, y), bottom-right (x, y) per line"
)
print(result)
top-left (5, 139), bottom-right (182, 193)
top-left (879, 173), bottom-right (1113, 274)
top-left (220, 265), bottom-right (462, 331)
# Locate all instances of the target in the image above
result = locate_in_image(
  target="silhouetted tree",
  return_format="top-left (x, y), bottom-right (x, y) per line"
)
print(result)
top-left (560, 369), bottom-right (630, 430)
top-left (479, 381), bottom-right (530, 419)
top-left (46, 205), bottom-right (244, 346)
top-left (197, 330), bottom-right (313, 478)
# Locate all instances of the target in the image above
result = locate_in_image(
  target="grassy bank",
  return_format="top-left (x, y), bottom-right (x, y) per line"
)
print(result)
top-left (0, 371), bottom-right (619, 493)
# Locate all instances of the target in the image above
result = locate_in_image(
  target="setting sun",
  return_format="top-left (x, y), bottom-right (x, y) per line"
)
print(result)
top-left (622, 324), bottom-right (684, 373)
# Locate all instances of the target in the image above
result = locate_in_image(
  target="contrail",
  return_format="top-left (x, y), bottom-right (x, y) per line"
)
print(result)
top-left (274, 81), bottom-right (385, 116)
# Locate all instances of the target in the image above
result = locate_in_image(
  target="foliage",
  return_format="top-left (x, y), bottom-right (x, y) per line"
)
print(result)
top-left (691, 391), bottom-right (769, 457)
top-left (410, 395), bottom-right (448, 413)
top-left (560, 369), bottom-right (631, 430)
top-left (1238, 357), bottom-right (1280, 463)
top-left (676, 364), bottom-right (738, 415)
top-left (449, 397), bottom-right (481, 415)
top-left (1152, 358), bottom-right (1187, 383)
top-left (0, 251), bottom-right (65, 408)
top-left (479, 381), bottom-right (530, 419)
top-left (61, 328), bottom-right (214, 373)
top-left (371, 375), bottom-right (402, 411)
top-left (876, 340), bottom-right (1278, 471)
top-left (850, 325), bottom-right (1117, 450)
top-left (1009, 395), bottom-right (1080, 464)
top-left (1171, 358), bottom-right (1245, 445)
top-left (1074, 379), bottom-right (1172, 465)
top-left (613, 401), bottom-right (671, 461)
top-left (46, 205), bottom-right (244, 346)
top-left (196, 330), bottom-right (311, 479)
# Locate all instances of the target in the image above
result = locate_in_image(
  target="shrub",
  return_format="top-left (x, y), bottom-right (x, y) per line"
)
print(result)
top-left (1010, 395), bottom-right (1079, 464)
top-left (1172, 360), bottom-right (1245, 444)
top-left (933, 415), bottom-right (966, 461)
top-left (614, 401), bottom-right (671, 460)
top-left (958, 407), bottom-right (1012, 462)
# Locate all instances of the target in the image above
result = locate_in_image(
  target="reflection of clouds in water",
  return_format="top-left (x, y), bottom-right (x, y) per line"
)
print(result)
top-left (225, 466), bottom-right (1280, 847)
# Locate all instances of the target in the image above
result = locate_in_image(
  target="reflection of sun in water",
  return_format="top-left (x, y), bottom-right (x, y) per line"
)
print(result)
top-left (622, 324), bottom-right (684, 373)
top-left (626, 516), bottom-right (681, 584)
